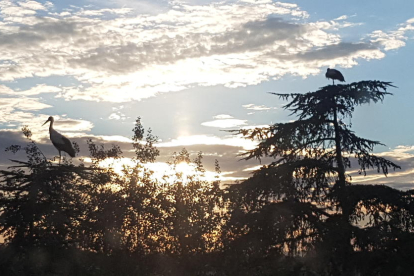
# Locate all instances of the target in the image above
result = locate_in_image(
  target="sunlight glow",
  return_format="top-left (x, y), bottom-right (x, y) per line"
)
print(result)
top-left (175, 162), bottom-right (198, 177)
top-left (82, 157), bottom-right (242, 185)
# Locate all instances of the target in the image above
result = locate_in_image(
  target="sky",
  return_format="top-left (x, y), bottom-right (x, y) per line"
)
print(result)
top-left (0, 0), bottom-right (414, 188)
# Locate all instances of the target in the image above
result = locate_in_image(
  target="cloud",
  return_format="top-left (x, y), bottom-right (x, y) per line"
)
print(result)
top-left (51, 118), bottom-right (94, 132)
top-left (214, 114), bottom-right (233, 119)
top-left (108, 113), bottom-right (121, 120)
top-left (370, 30), bottom-right (407, 51)
top-left (98, 135), bottom-right (133, 143)
top-left (242, 104), bottom-right (274, 111)
top-left (0, 84), bottom-right (62, 96)
top-left (369, 17), bottom-right (414, 51)
top-left (347, 145), bottom-right (414, 190)
top-left (157, 134), bottom-right (256, 150)
top-left (294, 42), bottom-right (381, 62)
top-left (0, 97), bottom-right (51, 114)
top-left (75, 8), bottom-right (132, 16)
top-left (0, 0), bottom-right (397, 103)
top-left (18, 1), bottom-right (48, 11)
top-left (201, 119), bottom-right (248, 128)
top-left (243, 165), bottom-right (263, 172)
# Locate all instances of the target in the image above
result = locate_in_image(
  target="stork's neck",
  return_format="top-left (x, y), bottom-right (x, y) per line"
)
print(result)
top-left (49, 120), bottom-right (54, 131)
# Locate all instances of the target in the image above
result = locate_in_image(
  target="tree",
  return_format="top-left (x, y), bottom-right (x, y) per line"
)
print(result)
top-left (0, 118), bottom-right (226, 276)
top-left (163, 149), bottom-right (224, 256)
top-left (225, 81), bottom-right (414, 275)
top-left (0, 126), bottom-right (117, 275)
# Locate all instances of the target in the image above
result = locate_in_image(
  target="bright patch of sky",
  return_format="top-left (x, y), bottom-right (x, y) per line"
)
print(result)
top-left (1, 0), bottom-right (414, 187)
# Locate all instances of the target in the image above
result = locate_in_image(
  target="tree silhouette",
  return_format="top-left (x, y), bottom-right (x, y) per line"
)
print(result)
top-left (0, 118), bottom-right (226, 276)
top-left (225, 81), bottom-right (414, 275)
top-left (2, 89), bottom-right (414, 275)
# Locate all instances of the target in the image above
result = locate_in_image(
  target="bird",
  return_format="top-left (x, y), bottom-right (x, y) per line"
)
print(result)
top-left (42, 116), bottom-right (76, 164)
top-left (325, 68), bottom-right (345, 85)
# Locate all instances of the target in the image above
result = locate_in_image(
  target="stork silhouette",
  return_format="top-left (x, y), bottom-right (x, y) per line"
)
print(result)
top-left (325, 68), bottom-right (345, 85)
top-left (42, 116), bottom-right (75, 164)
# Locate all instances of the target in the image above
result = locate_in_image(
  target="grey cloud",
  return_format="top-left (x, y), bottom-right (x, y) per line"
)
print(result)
top-left (68, 17), bottom-right (308, 74)
top-left (0, 32), bottom-right (44, 48)
top-left (386, 183), bottom-right (414, 191)
top-left (0, 130), bottom-right (26, 149)
top-left (20, 20), bottom-right (78, 36)
top-left (68, 36), bottom-right (213, 73)
top-left (348, 151), bottom-right (414, 190)
top-left (54, 120), bottom-right (85, 127)
top-left (68, 43), bottom-right (145, 73)
top-left (0, 20), bottom-right (78, 49)
top-left (211, 17), bottom-right (307, 54)
top-left (0, 130), bottom-right (29, 166)
top-left (294, 42), bottom-right (376, 61)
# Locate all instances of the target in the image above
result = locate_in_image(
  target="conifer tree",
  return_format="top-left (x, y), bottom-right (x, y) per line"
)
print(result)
top-left (225, 81), bottom-right (414, 275)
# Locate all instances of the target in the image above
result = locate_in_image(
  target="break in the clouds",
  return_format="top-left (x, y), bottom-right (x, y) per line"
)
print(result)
top-left (0, 0), bottom-right (410, 104)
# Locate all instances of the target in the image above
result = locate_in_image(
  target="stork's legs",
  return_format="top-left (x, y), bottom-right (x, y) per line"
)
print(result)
top-left (59, 151), bottom-right (61, 165)
top-left (333, 79), bottom-right (335, 85)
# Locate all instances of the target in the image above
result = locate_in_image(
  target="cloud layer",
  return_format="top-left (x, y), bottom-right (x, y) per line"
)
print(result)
top-left (0, 0), bottom-right (403, 104)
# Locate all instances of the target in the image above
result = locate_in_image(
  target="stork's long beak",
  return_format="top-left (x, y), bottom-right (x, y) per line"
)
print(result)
top-left (42, 119), bottom-right (49, 126)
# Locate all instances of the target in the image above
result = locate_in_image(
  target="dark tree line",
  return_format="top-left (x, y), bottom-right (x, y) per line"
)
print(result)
top-left (1, 81), bottom-right (414, 276)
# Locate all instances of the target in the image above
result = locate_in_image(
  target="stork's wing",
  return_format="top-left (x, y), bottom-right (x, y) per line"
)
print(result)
top-left (332, 69), bottom-right (345, 81)
top-left (51, 129), bottom-right (76, 157)
top-left (61, 136), bottom-right (76, 157)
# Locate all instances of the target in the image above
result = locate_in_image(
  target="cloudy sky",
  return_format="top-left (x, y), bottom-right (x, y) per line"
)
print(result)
top-left (0, 0), bottom-right (414, 188)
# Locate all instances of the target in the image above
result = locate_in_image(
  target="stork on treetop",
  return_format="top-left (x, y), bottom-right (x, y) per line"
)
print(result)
top-left (325, 68), bottom-right (345, 85)
top-left (42, 116), bottom-right (76, 164)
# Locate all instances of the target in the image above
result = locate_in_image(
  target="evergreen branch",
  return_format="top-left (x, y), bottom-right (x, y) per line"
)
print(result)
top-left (356, 152), bottom-right (401, 176)
top-left (339, 128), bottom-right (385, 153)
top-left (238, 119), bottom-right (334, 160)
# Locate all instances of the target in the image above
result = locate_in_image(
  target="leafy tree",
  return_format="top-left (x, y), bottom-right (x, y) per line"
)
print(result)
top-left (162, 149), bottom-right (224, 255)
top-left (0, 118), bottom-right (226, 276)
top-left (0, 127), bottom-right (116, 275)
top-left (225, 81), bottom-right (414, 275)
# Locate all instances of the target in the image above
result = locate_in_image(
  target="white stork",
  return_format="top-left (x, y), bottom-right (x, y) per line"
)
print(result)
top-left (42, 116), bottom-right (76, 164)
top-left (325, 68), bottom-right (345, 85)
